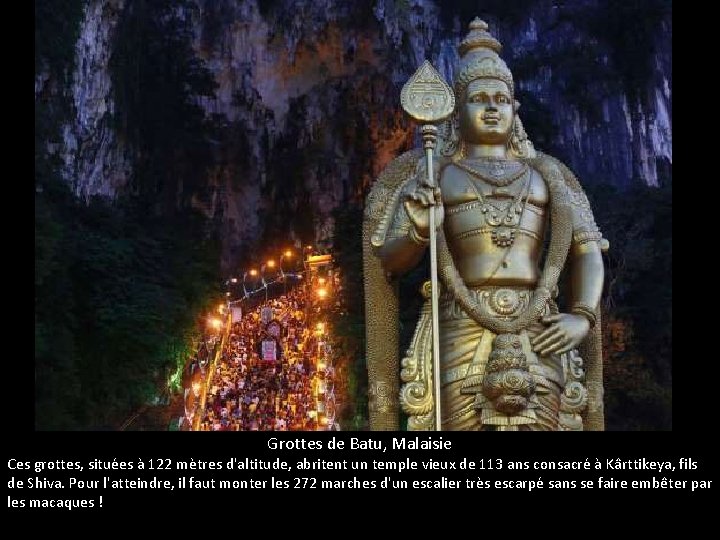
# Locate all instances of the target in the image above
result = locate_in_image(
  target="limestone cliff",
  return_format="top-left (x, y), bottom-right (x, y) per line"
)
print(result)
top-left (35, 0), bottom-right (672, 271)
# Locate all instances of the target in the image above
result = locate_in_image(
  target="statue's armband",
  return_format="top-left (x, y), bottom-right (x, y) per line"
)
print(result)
top-left (386, 191), bottom-right (414, 241)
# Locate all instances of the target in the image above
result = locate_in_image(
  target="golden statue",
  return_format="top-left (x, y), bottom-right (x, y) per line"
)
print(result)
top-left (363, 18), bottom-right (606, 431)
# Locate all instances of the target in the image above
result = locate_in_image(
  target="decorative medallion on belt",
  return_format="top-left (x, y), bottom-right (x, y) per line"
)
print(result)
top-left (489, 288), bottom-right (521, 316)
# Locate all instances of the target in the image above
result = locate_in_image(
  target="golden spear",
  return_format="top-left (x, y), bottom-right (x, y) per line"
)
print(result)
top-left (400, 61), bottom-right (455, 430)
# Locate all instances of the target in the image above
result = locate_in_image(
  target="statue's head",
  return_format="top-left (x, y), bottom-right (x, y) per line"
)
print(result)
top-left (460, 75), bottom-right (514, 145)
top-left (445, 18), bottom-right (534, 157)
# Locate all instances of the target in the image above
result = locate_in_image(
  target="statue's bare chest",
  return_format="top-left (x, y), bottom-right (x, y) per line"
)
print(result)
top-left (441, 163), bottom-right (549, 237)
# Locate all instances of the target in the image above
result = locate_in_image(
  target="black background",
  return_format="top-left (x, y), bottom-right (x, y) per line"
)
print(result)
top-left (6, 430), bottom-right (716, 520)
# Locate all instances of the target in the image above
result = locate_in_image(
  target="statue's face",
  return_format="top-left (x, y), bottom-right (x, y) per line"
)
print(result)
top-left (459, 78), bottom-right (514, 145)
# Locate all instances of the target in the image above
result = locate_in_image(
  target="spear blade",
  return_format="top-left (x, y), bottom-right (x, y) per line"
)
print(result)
top-left (400, 61), bottom-right (455, 431)
top-left (400, 60), bottom-right (455, 123)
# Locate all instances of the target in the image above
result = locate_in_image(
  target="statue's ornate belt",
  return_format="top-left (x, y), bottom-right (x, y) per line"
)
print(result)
top-left (440, 286), bottom-right (534, 321)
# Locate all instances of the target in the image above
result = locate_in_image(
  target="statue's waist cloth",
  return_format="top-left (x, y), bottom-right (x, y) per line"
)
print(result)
top-left (438, 286), bottom-right (564, 431)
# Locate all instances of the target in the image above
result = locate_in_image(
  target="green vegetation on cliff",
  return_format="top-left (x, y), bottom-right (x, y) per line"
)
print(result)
top-left (35, 183), bottom-right (220, 429)
top-left (35, 0), bottom-right (222, 429)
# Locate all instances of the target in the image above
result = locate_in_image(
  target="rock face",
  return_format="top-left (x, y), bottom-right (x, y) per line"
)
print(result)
top-left (61, 0), bottom-right (132, 199)
top-left (38, 0), bottom-right (672, 270)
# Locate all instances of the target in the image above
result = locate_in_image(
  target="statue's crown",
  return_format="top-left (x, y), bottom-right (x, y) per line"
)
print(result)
top-left (456, 17), bottom-right (514, 97)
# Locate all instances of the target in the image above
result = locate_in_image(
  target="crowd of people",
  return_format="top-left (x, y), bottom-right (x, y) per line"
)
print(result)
top-left (197, 284), bottom-right (337, 431)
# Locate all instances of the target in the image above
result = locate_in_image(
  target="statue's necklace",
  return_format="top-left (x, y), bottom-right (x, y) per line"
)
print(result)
top-left (455, 158), bottom-right (528, 187)
top-left (463, 168), bottom-right (532, 248)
